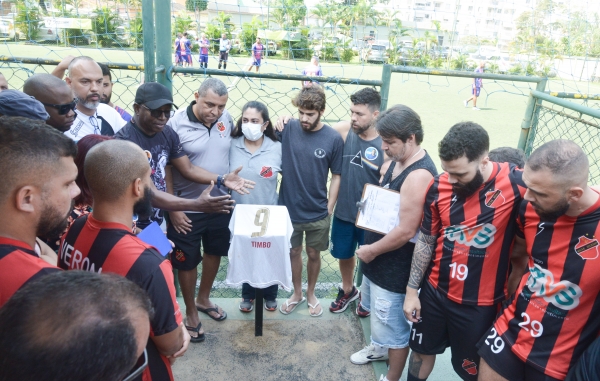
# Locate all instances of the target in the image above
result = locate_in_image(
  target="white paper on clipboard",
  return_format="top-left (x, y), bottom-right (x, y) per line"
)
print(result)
top-left (355, 183), bottom-right (420, 243)
top-left (355, 184), bottom-right (400, 235)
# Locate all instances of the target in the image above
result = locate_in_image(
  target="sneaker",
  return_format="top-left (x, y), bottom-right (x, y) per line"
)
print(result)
top-left (264, 299), bottom-right (277, 311)
top-left (463, 100), bottom-right (468, 107)
top-left (473, 107), bottom-right (480, 111)
top-left (350, 344), bottom-right (389, 365)
top-left (356, 302), bottom-right (370, 318)
top-left (330, 286), bottom-right (360, 313)
top-left (239, 299), bottom-right (254, 312)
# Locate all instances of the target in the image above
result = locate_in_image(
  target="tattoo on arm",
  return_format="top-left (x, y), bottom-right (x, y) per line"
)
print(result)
top-left (407, 233), bottom-right (436, 290)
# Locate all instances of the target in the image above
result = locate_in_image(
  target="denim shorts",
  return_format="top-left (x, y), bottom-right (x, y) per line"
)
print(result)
top-left (361, 275), bottom-right (411, 349)
top-left (330, 216), bottom-right (364, 259)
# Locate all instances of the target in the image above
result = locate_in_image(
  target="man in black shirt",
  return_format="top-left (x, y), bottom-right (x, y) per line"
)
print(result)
top-left (115, 82), bottom-right (254, 341)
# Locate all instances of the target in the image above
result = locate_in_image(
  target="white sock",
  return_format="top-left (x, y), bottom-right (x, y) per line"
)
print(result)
top-left (379, 376), bottom-right (390, 381)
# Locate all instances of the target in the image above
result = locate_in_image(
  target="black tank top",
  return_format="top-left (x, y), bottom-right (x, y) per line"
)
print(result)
top-left (360, 151), bottom-right (438, 294)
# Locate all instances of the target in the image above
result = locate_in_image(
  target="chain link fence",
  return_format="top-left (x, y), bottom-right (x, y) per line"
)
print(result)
top-left (524, 91), bottom-right (600, 185)
top-left (170, 66), bottom-right (382, 299)
top-left (1, 57), bottom-right (381, 299)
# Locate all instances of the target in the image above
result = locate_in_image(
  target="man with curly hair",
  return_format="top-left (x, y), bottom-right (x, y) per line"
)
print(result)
top-left (403, 122), bottom-right (528, 381)
top-left (276, 86), bottom-right (344, 317)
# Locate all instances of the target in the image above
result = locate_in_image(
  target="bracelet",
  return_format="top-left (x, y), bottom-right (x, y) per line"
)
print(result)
top-left (217, 175), bottom-right (223, 189)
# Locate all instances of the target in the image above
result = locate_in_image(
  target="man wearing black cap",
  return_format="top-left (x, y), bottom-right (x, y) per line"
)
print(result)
top-left (116, 82), bottom-right (252, 233)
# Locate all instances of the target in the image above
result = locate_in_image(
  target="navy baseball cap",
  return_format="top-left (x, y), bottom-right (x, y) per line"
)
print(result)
top-left (0, 89), bottom-right (50, 121)
top-left (134, 82), bottom-right (174, 109)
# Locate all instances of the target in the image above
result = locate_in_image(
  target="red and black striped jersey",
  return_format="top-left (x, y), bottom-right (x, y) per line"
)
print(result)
top-left (58, 214), bottom-right (182, 381)
top-left (420, 162), bottom-right (526, 306)
top-left (0, 237), bottom-right (59, 307)
top-left (493, 194), bottom-right (600, 380)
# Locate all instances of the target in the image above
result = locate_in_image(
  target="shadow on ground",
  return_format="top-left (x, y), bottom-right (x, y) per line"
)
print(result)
top-left (173, 313), bottom-right (375, 381)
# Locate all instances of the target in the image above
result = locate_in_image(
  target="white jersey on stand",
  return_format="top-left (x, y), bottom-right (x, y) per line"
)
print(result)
top-left (226, 204), bottom-right (293, 291)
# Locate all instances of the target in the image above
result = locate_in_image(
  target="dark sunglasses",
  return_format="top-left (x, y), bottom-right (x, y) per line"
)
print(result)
top-left (142, 105), bottom-right (175, 119)
top-left (122, 348), bottom-right (148, 381)
top-left (41, 99), bottom-right (77, 115)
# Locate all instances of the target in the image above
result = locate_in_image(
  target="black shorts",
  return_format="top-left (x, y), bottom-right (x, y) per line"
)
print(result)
top-left (167, 212), bottom-right (231, 271)
top-left (409, 281), bottom-right (498, 381)
top-left (219, 51), bottom-right (229, 61)
top-left (477, 326), bottom-right (561, 381)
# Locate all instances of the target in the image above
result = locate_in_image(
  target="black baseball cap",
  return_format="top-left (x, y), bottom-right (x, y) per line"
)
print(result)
top-left (134, 82), bottom-right (173, 109)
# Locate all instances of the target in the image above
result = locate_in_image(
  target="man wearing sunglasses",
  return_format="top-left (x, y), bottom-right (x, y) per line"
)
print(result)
top-left (23, 73), bottom-right (76, 133)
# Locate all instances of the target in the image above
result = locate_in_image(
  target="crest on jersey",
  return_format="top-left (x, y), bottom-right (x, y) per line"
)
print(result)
top-left (314, 148), bottom-right (326, 158)
top-left (575, 235), bottom-right (599, 260)
top-left (175, 249), bottom-right (186, 262)
top-left (216, 121), bottom-right (226, 132)
top-left (484, 189), bottom-right (505, 208)
top-left (260, 166), bottom-right (274, 178)
top-left (461, 359), bottom-right (477, 375)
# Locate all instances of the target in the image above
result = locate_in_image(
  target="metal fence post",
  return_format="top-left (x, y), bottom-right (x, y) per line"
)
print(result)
top-left (141, 0), bottom-right (155, 83)
top-left (154, 0), bottom-right (173, 92)
top-left (380, 64), bottom-right (392, 111)
top-left (517, 79), bottom-right (547, 152)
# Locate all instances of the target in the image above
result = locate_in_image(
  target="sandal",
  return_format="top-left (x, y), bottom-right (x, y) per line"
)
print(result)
top-left (308, 300), bottom-right (323, 317)
top-left (279, 296), bottom-right (306, 315)
top-left (185, 321), bottom-right (205, 343)
top-left (196, 304), bottom-right (227, 321)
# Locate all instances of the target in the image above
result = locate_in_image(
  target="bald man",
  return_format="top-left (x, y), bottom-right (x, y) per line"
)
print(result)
top-left (23, 74), bottom-right (76, 132)
top-left (0, 73), bottom-right (7, 91)
top-left (63, 56), bottom-right (126, 141)
top-left (59, 139), bottom-right (190, 380)
top-left (478, 140), bottom-right (600, 381)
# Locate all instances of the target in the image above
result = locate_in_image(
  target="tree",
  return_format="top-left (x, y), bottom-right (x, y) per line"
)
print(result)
top-left (185, 0), bottom-right (207, 12)
top-left (268, 0), bottom-right (307, 29)
top-left (16, 3), bottom-right (41, 41)
top-left (92, 7), bottom-right (119, 47)
top-left (311, 3), bottom-right (332, 29)
top-left (240, 16), bottom-right (264, 51)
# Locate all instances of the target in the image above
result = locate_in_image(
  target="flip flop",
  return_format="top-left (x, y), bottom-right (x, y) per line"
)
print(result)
top-left (308, 300), bottom-right (323, 317)
top-left (279, 296), bottom-right (306, 315)
top-left (196, 304), bottom-right (227, 321)
top-left (185, 321), bottom-right (205, 343)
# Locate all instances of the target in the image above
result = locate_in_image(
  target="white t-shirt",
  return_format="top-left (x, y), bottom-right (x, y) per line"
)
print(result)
top-left (226, 204), bottom-right (293, 291)
top-left (65, 103), bottom-right (126, 141)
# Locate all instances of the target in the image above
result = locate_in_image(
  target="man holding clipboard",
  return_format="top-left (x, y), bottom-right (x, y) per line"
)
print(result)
top-left (351, 106), bottom-right (437, 381)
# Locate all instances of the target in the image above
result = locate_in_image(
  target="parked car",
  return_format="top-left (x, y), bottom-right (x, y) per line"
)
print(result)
top-left (367, 43), bottom-right (390, 63)
top-left (0, 18), bottom-right (18, 40)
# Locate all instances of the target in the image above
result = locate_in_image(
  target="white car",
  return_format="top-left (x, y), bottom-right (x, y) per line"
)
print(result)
top-left (0, 18), bottom-right (18, 40)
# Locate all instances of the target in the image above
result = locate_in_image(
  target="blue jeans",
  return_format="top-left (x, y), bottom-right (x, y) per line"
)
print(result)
top-left (361, 275), bottom-right (410, 349)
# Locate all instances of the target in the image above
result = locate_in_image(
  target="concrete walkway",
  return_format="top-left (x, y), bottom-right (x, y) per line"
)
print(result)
top-left (172, 298), bottom-right (461, 381)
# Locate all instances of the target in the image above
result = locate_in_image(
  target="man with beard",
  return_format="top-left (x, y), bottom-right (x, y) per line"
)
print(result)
top-left (276, 85), bottom-right (344, 317)
top-left (328, 88), bottom-right (385, 314)
top-left (23, 74), bottom-right (76, 132)
top-left (478, 140), bottom-right (600, 381)
top-left (63, 56), bottom-right (126, 141)
top-left (58, 139), bottom-right (190, 381)
top-left (0, 117), bottom-right (79, 306)
top-left (350, 105), bottom-right (437, 381)
top-left (98, 63), bottom-right (132, 122)
top-left (403, 122), bottom-right (528, 381)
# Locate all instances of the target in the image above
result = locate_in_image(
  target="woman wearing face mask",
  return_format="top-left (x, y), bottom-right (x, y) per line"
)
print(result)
top-left (230, 101), bottom-right (282, 312)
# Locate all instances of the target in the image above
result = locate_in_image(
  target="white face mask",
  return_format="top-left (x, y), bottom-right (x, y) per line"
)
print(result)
top-left (241, 122), bottom-right (264, 141)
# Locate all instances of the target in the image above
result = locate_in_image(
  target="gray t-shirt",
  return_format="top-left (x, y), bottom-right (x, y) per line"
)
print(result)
top-left (334, 129), bottom-right (384, 223)
top-left (229, 136), bottom-right (282, 206)
top-left (168, 102), bottom-right (233, 212)
top-left (277, 119), bottom-right (344, 223)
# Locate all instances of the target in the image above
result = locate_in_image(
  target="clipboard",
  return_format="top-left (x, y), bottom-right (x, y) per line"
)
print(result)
top-left (355, 183), bottom-right (401, 235)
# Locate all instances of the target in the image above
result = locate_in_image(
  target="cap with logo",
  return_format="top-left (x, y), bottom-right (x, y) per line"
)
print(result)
top-left (135, 82), bottom-right (174, 109)
top-left (0, 89), bottom-right (50, 121)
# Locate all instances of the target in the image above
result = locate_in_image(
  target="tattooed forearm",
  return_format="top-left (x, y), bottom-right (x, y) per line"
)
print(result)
top-left (407, 233), bottom-right (436, 290)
